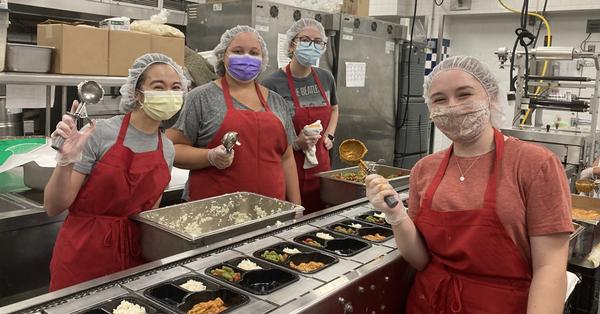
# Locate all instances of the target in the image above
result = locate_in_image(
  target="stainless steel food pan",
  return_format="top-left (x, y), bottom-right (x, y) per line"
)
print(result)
top-left (132, 192), bottom-right (304, 261)
top-left (571, 194), bottom-right (600, 259)
top-left (5, 43), bottom-right (53, 73)
top-left (316, 164), bottom-right (410, 205)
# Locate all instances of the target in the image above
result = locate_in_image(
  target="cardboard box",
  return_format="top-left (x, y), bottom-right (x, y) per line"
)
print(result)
top-left (37, 24), bottom-right (108, 75)
top-left (342, 0), bottom-right (370, 17)
top-left (108, 30), bottom-right (150, 76)
top-left (150, 35), bottom-right (185, 66)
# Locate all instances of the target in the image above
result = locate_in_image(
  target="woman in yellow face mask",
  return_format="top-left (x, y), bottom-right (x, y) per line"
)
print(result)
top-left (44, 53), bottom-right (188, 291)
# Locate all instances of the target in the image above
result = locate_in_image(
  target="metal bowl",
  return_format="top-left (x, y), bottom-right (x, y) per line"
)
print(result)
top-left (5, 43), bottom-right (53, 73)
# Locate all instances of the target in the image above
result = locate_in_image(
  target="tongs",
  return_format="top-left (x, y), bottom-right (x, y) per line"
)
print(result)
top-left (359, 160), bottom-right (399, 208)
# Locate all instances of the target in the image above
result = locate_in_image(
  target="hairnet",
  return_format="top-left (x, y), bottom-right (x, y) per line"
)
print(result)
top-left (119, 53), bottom-right (189, 113)
top-left (213, 25), bottom-right (269, 77)
top-left (286, 18), bottom-right (327, 52)
top-left (423, 55), bottom-right (508, 128)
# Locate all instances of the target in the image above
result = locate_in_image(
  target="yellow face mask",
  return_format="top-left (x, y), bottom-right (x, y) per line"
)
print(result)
top-left (139, 90), bottom-right (184, 121)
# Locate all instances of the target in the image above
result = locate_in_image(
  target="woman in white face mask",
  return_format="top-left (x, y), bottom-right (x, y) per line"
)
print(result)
top-left (365, 56), bottom-right (573, 313)
top-left (262, 18), bottom-right (339, 214)
top-left (44, 53), bottom-right (187, 291)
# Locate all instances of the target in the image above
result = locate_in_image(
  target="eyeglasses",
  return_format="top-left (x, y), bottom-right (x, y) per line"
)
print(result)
top-left (294, 36), bottom-right (327, 50)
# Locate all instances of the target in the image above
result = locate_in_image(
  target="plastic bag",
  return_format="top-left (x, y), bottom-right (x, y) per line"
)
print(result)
top-left (130, 9), bottom-right (185, 38)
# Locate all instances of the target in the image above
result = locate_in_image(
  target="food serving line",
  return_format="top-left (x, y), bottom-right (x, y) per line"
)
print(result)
top-left (0, 170), bottom-right (414, 314)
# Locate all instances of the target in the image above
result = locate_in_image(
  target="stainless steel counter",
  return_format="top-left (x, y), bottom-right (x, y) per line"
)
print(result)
top-left (0, 193), bottom-right (412, 314)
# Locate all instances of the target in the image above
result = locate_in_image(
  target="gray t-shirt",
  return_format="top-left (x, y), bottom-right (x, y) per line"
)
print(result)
top-left (173, 82), bottom-right (296, 147)
top-left (262, 67), bottom-right (338, 111)
top-left (74, 115), bottom-right (175, 175)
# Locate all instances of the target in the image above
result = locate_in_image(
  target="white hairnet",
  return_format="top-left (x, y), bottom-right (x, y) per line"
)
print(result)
top-left (423, 55), bottom-right (508, 128)
top-left (213, 25), bottom-right (269, 77)
top-left (286, 18), bottom-right (327, 53)
top-left (119, 53), bottom-right (189, 113)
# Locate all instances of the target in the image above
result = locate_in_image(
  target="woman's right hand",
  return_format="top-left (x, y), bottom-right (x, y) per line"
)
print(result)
top-left (294, 131), bottom-right (321, 151)
top-left (365, 174), bottom-right (408, 225)
top-left (207, 145), bottom-right (234, 169)
top-left (52, 100), bottom-right (95, 166)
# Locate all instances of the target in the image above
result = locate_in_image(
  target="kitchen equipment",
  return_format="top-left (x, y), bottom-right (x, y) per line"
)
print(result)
top-left (316, 164), bottom-right (410, 205)
top-left (338, 138), bottom-right (399, 208)
top-left (5, 43), bottom-right (53, 73)
top-left (570, 222), bottom-right (586, 259)
top-left (222, 131), bottom-right (240, 154)
top-left (132, 192), bottom-right (304, 261)
top-left (575, 179), bottom-right (600, 197)
top-left (571, 194), bottom-right (600, 259)
top-left (51, 80), bottom-right (104, 151)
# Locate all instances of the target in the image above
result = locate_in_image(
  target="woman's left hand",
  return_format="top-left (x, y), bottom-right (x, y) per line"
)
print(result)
top-left (323, 136), bottom-right (333, 150)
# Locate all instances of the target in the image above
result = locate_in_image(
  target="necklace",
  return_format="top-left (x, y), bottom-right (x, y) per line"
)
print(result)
top-left (455, 156), bottom-right (483, 182)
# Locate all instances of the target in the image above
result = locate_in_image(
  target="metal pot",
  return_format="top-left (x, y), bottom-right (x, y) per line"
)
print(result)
top-left (5, 43), bottom-right (53, 73)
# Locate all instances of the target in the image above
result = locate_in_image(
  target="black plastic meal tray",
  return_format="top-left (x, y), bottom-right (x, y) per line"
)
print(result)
top-left (143, 274), bottom-right (249, 314)
top-left (205, 256), bottom-right (299, 295)
top-left (327, 223), bottom-right (394, 243)
top-left (293, 231), bottom-right (371, 257)
top-left (355, 211), bottom-right (392, 228)
top-left (76, 295), bottom-right (164, 314)
top-left (253, 241), bottom-right (339, 274)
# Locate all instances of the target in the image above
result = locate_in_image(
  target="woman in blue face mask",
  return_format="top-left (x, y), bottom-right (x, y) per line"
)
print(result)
top-left (167, 25), bottom-right (301, 205)
top-left (262, 18), bottom-right (340, 214)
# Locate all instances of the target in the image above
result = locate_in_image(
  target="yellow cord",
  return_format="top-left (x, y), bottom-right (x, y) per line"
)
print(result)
top-left (499, 0), bottom-right (553, 127)
top-left (497, 0), bottom-right (551, 96)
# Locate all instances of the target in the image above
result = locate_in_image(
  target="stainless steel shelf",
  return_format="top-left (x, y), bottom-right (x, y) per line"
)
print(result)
top-left (0, 72), bottom-right (127, 87)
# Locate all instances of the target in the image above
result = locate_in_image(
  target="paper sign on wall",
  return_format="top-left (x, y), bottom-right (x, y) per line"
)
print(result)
top-left (6, 85), bottom-right (55, 109)
top-left (277, 33), bottom-right (291, 69)
top-left (345, 62), bottom-right (366, 87)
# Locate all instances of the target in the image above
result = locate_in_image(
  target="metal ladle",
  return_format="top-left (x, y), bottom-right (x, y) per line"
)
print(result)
top-left (339, 139), bottom-right (398, 208)
top-left (52, 80), bottom-right (105, 151)
top-left (222, 131), bottom-right (240, 154)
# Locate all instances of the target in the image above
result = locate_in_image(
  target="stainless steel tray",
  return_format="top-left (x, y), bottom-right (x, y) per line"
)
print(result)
top-left (569, 222), bottom-right (586, 259)
top-left (316, 164), bottom-right (410, 205)
top-left (571, 194), bottom-right (600, 259)
top-left (133, 192), bottom-right (304, 261)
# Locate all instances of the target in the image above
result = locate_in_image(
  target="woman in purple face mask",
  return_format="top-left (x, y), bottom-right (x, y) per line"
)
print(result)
top-left (167, 25), bottom-right (301, 205)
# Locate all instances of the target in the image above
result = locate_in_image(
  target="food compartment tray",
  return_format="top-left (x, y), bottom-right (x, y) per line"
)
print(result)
top-left (355, 210), bottom-right (392, 228)
top-left (293, 230), bottom-right (371, 257)
top-left (74, 295), bottom-right (165, 314)
top-left (253, 241), bottom-right (339, 274)
top-left (327, 222), bottom-right (394, 243)
top-left (205, 256), bottom-right (299, 295)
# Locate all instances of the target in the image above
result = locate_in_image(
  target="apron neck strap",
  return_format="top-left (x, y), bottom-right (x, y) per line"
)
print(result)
top-left (117, 113), bottom-right (131, 145)
top-left (221, 76), bottom-right (271, 112)
top-left (422, 128), bottom-right (504, 210)
top-left (117, 113), bottom-right (164, 150)
top-left (285, 64), bottom-right (331, 109)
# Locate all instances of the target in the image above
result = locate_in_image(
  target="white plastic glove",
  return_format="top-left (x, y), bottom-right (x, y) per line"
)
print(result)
top-left (365, 174), bottom-right (408, 225)
top-left (207, 145), bottom-right (234, 169)
top-left (580, 167), bottom-right (596, 180)
top-left (51, 100), bottom-right (95, 166)
top-left (293, 131), bottom-right (321, 151)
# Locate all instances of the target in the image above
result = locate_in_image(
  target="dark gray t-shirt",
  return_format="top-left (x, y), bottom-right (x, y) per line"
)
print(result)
top-left (74, 115), bottom-right (175, 175)
top-left (262, 67), bottom-right (338, 112)
top-left (172, 81), bottom-right (296, 147)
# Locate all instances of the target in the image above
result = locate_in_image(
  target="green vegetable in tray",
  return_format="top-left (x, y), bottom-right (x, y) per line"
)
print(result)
top-left (261, 250), bottom-right (288, 263)
top-left (365, 215), bottom-right (385, 224)
top-left (334, 225), bottom-right (356, 235)
top-left (210, 265), bottom-right (241, 282)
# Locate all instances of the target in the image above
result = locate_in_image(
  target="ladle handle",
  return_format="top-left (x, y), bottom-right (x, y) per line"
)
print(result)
top-left (51, 136), bottom-right (66, 151)
top-left (384, 195), bottom-right (399, 208)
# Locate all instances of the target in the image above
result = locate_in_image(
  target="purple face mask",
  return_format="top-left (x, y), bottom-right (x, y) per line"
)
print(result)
top-left (226, 54), bottom-right (262, 82)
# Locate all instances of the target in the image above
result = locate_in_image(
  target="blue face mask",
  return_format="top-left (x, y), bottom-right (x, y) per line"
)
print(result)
top-left (294, 45), bottom-right (324, 67)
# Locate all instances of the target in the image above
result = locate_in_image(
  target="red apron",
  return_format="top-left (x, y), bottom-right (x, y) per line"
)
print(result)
top-left (407, 129), bottom-right (532, 314)
top-left (285, 64), bottom-right (333, 214)
top-left (49, 113), bottom-right (170, 291)
top-left (188, 78), bottom-right (288, 201)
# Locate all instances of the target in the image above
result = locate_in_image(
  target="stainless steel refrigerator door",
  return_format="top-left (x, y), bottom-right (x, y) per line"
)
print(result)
top-left (332, 15), bottom-right (399, 169)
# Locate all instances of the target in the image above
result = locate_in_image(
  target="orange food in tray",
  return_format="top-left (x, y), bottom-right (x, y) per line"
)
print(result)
top-left (572, 207), bottom-right (600, 221)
